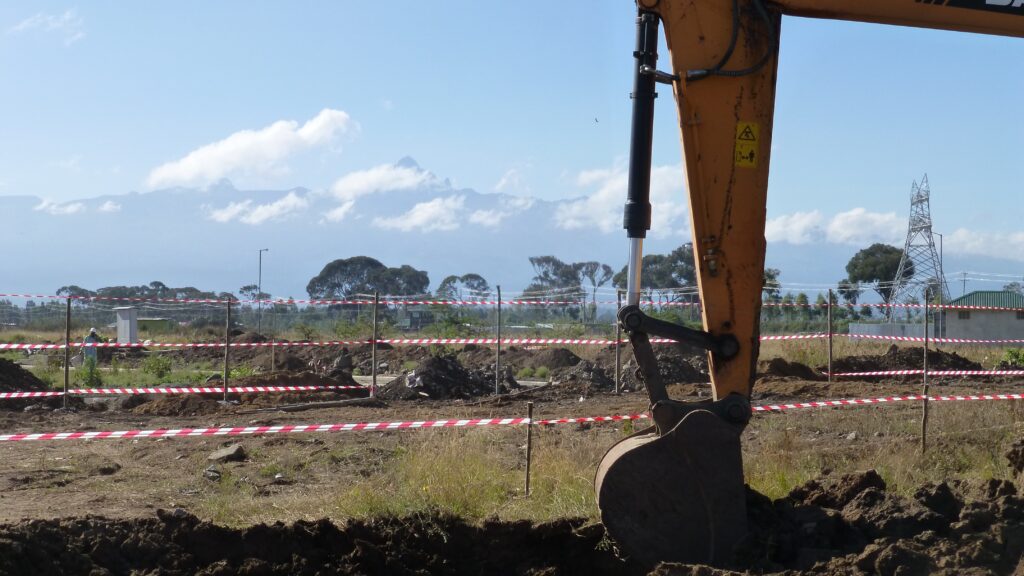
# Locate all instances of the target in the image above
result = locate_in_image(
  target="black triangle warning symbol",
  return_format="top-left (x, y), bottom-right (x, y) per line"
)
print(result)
top-left (738, 125), bottom-right (756, 141)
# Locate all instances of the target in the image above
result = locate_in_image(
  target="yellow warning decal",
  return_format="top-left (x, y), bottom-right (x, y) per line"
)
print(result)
top-left (735, 122), bottom-right (759, 168)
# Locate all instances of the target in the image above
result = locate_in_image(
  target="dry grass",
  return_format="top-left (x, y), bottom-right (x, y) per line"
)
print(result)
top-left (185, 399), bottom-right (1024, 528)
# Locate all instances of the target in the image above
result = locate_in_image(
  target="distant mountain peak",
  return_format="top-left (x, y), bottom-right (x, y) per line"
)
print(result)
top-left (208, 178), bottom-right (236, 191)
top-left (395, 156), bottom-right (421, 170)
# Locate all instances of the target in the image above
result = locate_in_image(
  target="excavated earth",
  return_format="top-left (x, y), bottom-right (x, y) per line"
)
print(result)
top-left (3, 461), bottom-right (1024, 575)
top-left (828, 345), bottom-right (984, 380)
top-left (5, 344), bottom-right (1024, 574)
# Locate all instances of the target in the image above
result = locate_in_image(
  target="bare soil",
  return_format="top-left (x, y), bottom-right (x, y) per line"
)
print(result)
top-left (3, 344), bottom-right (1024, 574)
top-left (2, 454), bottom-right (1024, 574)
top-left (0, 358), bottom-right (46, 392)
top-left (828, 345), bottom-right (984, 378)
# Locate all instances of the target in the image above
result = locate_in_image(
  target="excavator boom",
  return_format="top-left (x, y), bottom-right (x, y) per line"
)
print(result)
top-left (597, 0), bottom-right (1024, 567)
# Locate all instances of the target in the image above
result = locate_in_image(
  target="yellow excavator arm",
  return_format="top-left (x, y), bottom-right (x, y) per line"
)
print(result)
top-left (597, 0), bottom-right (1024, 567)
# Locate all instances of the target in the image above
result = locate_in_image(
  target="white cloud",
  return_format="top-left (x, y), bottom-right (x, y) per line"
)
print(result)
top-left (240, 192), bottom-right (309, 225)
top-left (825, 208), bottom-right (903, 245)
top-left (763, 208), bottom-right (904, 246)
top-left (467, 196), bottom-right (535, 229)
top-left (146, 108), bottom-right (352, 189)
top-left (207, 192), bottom-right (309, 225)
top-left (765, 211), bottom-right (824, 244)
top-left (554, 163), bottom-right (688, 237)
top-left (329, 164), bottom-right (433, 203)
top-left (494, 169), bottom-right (522, 192)
top-left (469, 210), bottom-right (504, 227)
top-left (373, 195), bottom-right (465, 232)
top-left (947, 228), bottom-right (1024, 262)
top-left (322, 163), bottom-right (437, 223)
top-left (8, 10), bottom-right (85, 46)
top-left (208, 201), bottom-right (252, 223)
top-left (98, 200), bottom-right (121, 213)
top-left (323, 200), bottom-right (356, 223)
top-left (34, 199), bottom-right (85, 215)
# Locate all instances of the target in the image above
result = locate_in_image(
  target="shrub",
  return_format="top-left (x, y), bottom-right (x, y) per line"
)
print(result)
top-left (230, 365), bottom-right (255, 379)
top-left (516, 367), bottom-right (535, 379)
top-left (296, 323), bottom-right (320, 341)
top-left (535, 366), bottom-right (550, 379)
top-left (141, 354), bottom-right (172, 379)
top-left (79, 357), bottom-right (103, 388)
top-left (1002, 348), bottom-right (1024, 367)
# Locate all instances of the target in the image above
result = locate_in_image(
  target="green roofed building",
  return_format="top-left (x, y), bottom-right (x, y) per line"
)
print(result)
top-left (944, 291), bottom-right (1024, 344)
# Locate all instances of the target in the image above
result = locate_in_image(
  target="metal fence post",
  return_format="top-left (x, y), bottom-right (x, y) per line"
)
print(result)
top-left (827, 289), bottom-right (834, 383)
top-left (223, 297), bottom-right (232, 402)
top-left (63, 297), bottom-right (71, 409)
top-left (615, 290), bottom-right (622, 394)
top-left (921, 297), bottom-right (930, 453)
top-left (525, 401), bottom-right (534, 496)
top-left (495, 285), bottom-right (502, 395)
top-left (371, 292), bottom-right (379, 398)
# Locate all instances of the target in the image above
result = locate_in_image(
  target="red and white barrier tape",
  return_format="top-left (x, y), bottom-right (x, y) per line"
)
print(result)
top-left (5, 393), bottom-right (1024, 442)
top-left (5, 292), bottom-right (1022, 312)
top-left (844, 334), bottom-right (1024, 345)
top-left (0, 333), bottom-right (827, 351)
top-left (753, 393), bottom-right (1024, 411)
top-left (831, 369), bottom-right (1024, 377)
top-left (0, 385), bottom-right (363, 399)
top-left (0, 417), bottom-right (531, 442)
top-left (0, 391), bottom-right (64, 399)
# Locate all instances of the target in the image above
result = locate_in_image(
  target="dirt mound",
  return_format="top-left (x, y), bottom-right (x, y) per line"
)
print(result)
top-left (828, 344), bottom-right (983, 377)
top-left (620, 346), bottom-right (708, 390)
top-left (0, 512), bottom-right (632, 576)
top-left (525, 347), bottom-right (583, 370)
top-left (703, 469), bottom-right (1024, 575)
top-left (0, 358), bottom-right (47, 392)
top-left (233, 370), bottom-right (359, 389)
top-left (131, 394), bottom-right (222, 416)
top-left (0, 358), bottom-right (63, 410)
top-left (5, 468), bottom-right (1024, 575)
top-left (550, 360), bottom-right (615, 398)
top-left (1009, 439), bottom-right (1024, 476)
top-left (376, 354), bottom-right (511, 400)
top-left (757, 358), bottom-right (825, 381)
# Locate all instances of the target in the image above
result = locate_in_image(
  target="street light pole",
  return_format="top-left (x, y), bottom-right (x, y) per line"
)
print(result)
top-left (933, 232), bottom-right (943, 338)
top-left (257, 248), bottom-right (269, 335)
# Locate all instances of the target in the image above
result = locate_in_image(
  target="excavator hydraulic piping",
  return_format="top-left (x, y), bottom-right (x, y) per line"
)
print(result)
top-left (623, 11), bottom-right (660, 306)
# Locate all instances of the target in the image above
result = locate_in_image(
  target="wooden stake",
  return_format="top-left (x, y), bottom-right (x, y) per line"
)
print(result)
top-left (371, 291), bottom-right (379, 398)
top-left (525, 401), bottom-right (534, 496)
top-left (223, 298), bottom-right (231, 402)
top-left (495, 285), bottom-right (502, 395)
top-left (63, 297), bottom-right (71, 409)
top-left (615, 290), bottom-right (622, 394)
top-left (827, 289), bottom-right (834, 383)
top-left (921, 297), bottom-right (930, 453)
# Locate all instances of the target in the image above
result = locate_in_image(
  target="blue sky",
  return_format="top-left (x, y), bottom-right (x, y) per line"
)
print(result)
top-left (2, 2), bottom-right (1023, 292)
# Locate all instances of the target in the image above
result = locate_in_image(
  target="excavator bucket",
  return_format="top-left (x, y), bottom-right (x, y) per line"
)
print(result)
top-left (595, 409), bottom-right (747, 566)
top-left (598, 0), bottom-right (779, 566)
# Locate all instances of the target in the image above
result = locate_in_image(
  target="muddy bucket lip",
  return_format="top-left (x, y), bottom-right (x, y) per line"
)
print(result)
top-left (595, 409), bottom-right (747, 567)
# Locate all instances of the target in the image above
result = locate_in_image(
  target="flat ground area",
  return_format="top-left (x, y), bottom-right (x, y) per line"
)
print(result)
top-left (3, 345), bottom-right (1024, 574)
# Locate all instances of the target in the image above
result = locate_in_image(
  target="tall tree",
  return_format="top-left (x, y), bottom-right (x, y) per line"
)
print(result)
top-left (575, 261), bottom-right (614, 319)
top-left (837, 278), bottom-right (862, 305)
top-left (845, 243), bottom-right (913, 306)
top-left (1004, 281), bottom-right (1023, 294)
top-left (436, 273), bottom-right (490, 300)
top-left (612, 244), bottom-right (698, 302)
top-left (762, 268), bottom-right (782, 300)
top-left (372, 265), bottom-right (430, 296)
top-left (239, 284), bottom-right (260, 301)
top-left (525, 256), bottom-right (580, 294)
top-left (306, 257), bottom-right (387, 299)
